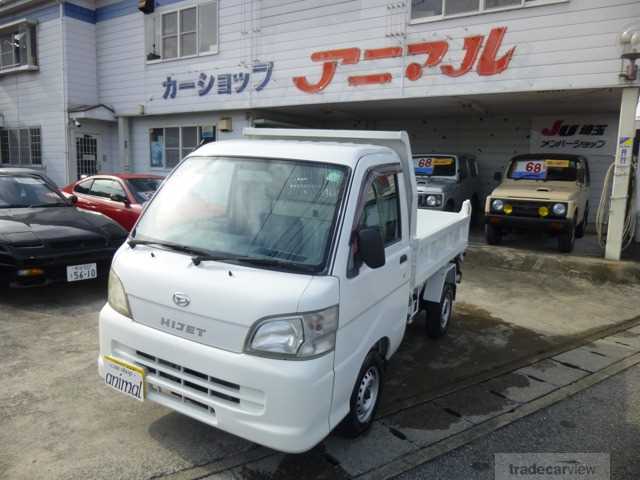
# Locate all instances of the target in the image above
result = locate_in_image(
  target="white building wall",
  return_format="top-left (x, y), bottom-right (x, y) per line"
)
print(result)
top-left (0, 6), bottom-right (68, 185)
top-left (94, 0), bottom-right (639, 116)
top-left (64, 17), bottom-right (98, 107)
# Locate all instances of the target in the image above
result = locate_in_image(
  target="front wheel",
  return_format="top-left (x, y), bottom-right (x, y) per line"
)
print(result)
top-left (558, 226), bottom-right (575, 253)
top-left (426, 283), bottom-right (454, 339)
top-left (485, 223), bottom-right (501, 245)
top-left (337, 351), bottom-right (385, 438)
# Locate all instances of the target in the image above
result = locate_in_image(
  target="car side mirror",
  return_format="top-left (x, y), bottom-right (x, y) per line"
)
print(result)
top-left (110, 193), bottom-right (130, 205)
top-left (493, 172), bottom-right (503, 182)
top-left (577, 170), bottom-right (585, 184)
top-left (357, 227), bottom-right (386, 269)
top-left (68, 194), bottom-right (78, 204)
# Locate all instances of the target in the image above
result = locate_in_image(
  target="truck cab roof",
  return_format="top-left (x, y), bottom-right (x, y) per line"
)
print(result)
top-left (190, 138), bottom-right (397, 168)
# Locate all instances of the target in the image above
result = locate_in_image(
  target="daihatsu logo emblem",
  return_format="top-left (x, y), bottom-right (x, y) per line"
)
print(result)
top-left (172, 293), bottom-right (191, 308)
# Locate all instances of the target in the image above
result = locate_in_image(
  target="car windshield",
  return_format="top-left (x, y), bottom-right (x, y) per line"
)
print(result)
top-left (0, 175), bottom-right (66, 208)
top-left (127, 178), bottom-right (162, 203)
top-left (413, 156), bottom-right (456, 177)
top-left (133, 156), bottom-right (349, 273)
top-left (507, 158), bottom-right (579, 181)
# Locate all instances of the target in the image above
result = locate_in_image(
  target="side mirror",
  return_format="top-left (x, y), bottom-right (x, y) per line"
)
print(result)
top-left (493, 172), bottom-right (503, 182)
top-left (577, 170), bottom-right (585, 184)
top-left (110, 193), bottom-right (130, 205)
top-left (357, 227), bottom-right (386, 269)
top-left (68, 194), bottom-right (78, 204)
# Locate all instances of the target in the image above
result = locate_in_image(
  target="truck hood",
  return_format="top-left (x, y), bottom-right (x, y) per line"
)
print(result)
top-left (491, 182), bottom-right (579, 202)
top-left (114, 245), bottom-right (339, 353)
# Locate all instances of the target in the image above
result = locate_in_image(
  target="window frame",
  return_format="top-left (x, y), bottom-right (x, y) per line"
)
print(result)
top-left (0, 126), bottom-right (42, 166)
top-left (0, 19), bottom-right (37, 75)
top-left (410, 0), bottom-right (569, 24)
top-left (348, 164), bottom-right (403, 278)
top-left (149, 125), bottom-right (216, 170)
top-left (146, 0), bottom-right (219, 64)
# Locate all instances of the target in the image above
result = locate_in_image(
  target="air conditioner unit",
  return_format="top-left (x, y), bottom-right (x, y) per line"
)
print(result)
top-left (219, 117), bottom-right (233, 132)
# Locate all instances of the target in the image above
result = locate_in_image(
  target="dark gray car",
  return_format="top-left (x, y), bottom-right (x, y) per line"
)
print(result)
top-left (413, 154), bottom-right (482, 214)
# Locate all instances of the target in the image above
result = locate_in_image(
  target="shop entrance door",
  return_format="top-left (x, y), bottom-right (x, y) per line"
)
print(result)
top-left (76, 134), bottom-right (100, 179)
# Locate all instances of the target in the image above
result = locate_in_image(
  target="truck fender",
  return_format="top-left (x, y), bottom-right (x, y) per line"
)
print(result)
top-left (422, 263), bottom-right (457, 303)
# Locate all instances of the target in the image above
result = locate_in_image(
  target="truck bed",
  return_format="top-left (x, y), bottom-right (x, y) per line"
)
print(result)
top-left (412, 200), bottom-right (472, 287)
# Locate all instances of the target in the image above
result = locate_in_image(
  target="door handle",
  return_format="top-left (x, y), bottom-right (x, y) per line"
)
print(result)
top-left (400, 254), bottom-right (408, 264)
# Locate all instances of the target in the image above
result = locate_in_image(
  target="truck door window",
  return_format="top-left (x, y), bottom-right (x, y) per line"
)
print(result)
top-left (362, 173), bottom-right (401, 246)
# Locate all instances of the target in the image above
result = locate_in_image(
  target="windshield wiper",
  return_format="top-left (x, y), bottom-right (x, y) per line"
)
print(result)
top-left (28, 203), bottom-right (69, 208)
top-left (192, 254), bottom-right (315, 273)
top-left (128, 239), bottom-right (207, 256)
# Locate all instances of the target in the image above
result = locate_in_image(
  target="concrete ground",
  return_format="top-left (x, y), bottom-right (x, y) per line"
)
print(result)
top-left (398, 362), bottom-right (640, 480)
top-left (1, 245), bottom-right (639, 480)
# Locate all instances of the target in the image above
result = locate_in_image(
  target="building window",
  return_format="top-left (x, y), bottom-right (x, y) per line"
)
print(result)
top-left (411, 0), bottom-right (538, 20)
top-left (0, 21), bottom-right (37, 73)
top-left (0, 127), bottom-right (41, 165)
top-left (149, 126), bottom-right (216, 169)
top-left (146, 1), bottom-right (218, 61)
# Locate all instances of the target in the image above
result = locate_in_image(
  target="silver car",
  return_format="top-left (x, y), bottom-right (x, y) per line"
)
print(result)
top-left (414, 154), bottom-right (482, 214)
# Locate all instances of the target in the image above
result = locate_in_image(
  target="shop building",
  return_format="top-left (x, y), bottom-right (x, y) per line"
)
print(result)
top-left (0, 0), bottom-right (639, 257)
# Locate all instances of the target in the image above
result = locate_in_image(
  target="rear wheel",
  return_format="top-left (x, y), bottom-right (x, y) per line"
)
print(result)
top-left (338, 351), bottom-right (385, 438)
top-left (485, 223), bottom-right (501, 245)
top-left (558, 225), bottom-right (575, 253)
top-left (426, 283), bottom-right (454, 339)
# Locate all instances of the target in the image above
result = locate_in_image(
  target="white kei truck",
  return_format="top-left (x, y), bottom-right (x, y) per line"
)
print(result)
top-left (98, 129), bottom-right (471, 453)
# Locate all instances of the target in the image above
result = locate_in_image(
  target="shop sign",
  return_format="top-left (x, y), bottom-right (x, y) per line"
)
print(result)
top-left (531, 117), bottom-right (616, 155)
top-left (160, 62), bottom-right (274, 100)
top-left (293, 26), bottom-right (516, 93)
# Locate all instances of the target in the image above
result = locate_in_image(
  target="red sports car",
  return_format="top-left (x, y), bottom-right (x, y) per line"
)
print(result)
top-left (62, 173), bottom-right (163, 231)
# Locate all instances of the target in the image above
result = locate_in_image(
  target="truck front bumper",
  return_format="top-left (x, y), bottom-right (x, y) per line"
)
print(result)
top-left (98, 304), bottom-right (334, 453)
top-left (485, 214), bottom-right (573, 233)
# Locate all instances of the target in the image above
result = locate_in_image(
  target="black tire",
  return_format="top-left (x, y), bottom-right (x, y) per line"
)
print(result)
top-left (337, 350), bottom-right (385, 438)
top-left (426, 283), bottom-right (454, 339)
top-left (485, 223), bottom-right (501, 245)
top-left (558, 226), bottom-right (575, 253)
top-left (575, 207), bottom-right (588, 239)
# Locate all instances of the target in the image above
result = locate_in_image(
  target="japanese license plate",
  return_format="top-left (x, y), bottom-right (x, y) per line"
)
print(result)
top-left (66, 263), bottom-right (97, 282)
top-left (103, 355), bottom-right (145, 402)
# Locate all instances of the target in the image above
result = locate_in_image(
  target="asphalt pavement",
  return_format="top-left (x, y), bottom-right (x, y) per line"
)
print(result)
top-left (399, 363), bottom-right (640, 480)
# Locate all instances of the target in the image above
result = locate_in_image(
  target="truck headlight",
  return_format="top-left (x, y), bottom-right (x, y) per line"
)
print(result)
top-left (246, 306), bottom-right (339, 359)
top-left (108, 268), bottom-right (131, 318)
top-left (491, 199), bottom-right (504, 212)
top-left (426, 194), bottom-right (443, 207)
top-left (552, 203), bottom-right (567, 217)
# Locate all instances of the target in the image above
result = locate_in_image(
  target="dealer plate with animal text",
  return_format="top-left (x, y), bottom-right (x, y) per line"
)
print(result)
top-left (66, 263), bottom-right (97, 282)
top-left (103, 355), bottom-right (145, 402)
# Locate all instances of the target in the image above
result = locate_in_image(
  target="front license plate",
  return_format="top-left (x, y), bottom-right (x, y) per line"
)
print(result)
top-left (103, 355), bottom-right (145, 402)
top-left (66, 263), bottom-right (97, 282)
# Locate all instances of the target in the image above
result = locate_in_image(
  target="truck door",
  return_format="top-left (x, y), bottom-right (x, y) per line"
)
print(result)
top-left (329, 156), bottom-right (411, 427)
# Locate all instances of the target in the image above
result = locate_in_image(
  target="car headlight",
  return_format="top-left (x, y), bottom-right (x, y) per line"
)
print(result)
top-left (426, 194), bottom-right (443, 207)
top-left (246, 305), bottom-right (339, 359)
top-left (491, 199), bottom-right (504, 212)
top-left (552, 203), bottom-right (567, 217)
top-left (108, 268), bottom-right (131, 318)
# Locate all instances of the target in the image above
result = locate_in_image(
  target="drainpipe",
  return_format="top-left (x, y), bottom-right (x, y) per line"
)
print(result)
top-left (59, 0), bottom-right (71, 182)
top-left (117, 116), bottom-right (131, 172)
top-left (605, 86), bottom-right (640, 260)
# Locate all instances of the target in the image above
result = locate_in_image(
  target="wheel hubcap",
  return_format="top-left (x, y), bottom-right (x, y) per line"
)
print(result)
top-left (440, 295), bottom-right (451, 329)
top-left (355, 366), bottom-right (380, 423)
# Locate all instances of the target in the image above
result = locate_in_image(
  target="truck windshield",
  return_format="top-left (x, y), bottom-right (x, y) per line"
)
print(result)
top-left (133, 156), bottom-right (348, 273)
top-left (413, 156), bottom-right (456, 177)
top-left (507, 158), bottom-right (578, 181)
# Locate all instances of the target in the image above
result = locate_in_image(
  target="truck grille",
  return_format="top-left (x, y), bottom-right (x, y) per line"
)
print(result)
top-left (508, 200), bottom-right (552, 218)
top-left (112, 343), bottom-right (265, 416)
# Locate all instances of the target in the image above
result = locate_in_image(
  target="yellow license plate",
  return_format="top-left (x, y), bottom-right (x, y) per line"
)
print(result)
top-left (103, 355), bottom-right (145, 402)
